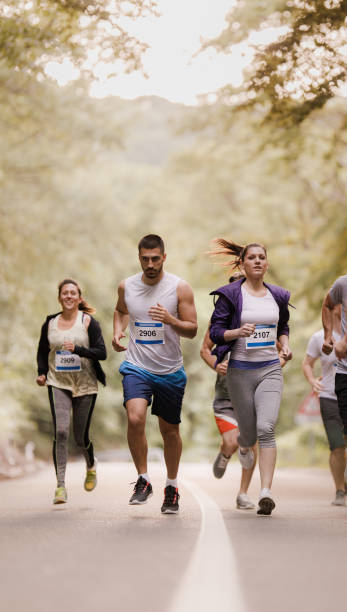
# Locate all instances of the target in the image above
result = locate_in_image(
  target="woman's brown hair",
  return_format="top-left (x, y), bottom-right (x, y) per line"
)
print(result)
top-left (209, 239), bottom-right (267, 270)
top-left (58, 279), bottom-right (96, 315)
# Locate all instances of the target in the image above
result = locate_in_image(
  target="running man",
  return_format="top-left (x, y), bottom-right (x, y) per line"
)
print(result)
top-left (322, 276), bottom-right (347, 489)
top-left (302, 304), bottom-right (346, 506)
top-left (112, 234), bottom-right (197, 514)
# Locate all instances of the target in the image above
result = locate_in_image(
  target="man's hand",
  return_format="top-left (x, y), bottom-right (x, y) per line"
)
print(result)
top-left (216, 361), bottom-right (228, 376)
top-left (322, 336), bottom-right (334, 355)
top-left (112, 332), bottom-right (127, 352)
top-left (36, 375), bottom-right (46, 386)
top-left (312, 376), bottom-right (324, 394)
top-left (148, 303), bottom-right (171, 324)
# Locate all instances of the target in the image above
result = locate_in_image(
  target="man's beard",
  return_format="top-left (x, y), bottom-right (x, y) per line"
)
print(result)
top-left (143, 264), bottom-right (163, 278)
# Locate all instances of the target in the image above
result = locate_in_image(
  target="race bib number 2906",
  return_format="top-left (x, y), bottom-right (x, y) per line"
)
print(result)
top-left (246, 324), bottom-right (277, 350)
top-left (134, 322), bottom-right (165, 345)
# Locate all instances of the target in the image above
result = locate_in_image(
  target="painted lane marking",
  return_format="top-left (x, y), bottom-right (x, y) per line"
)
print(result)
top-left (168, 478), bottom-right (247, 612)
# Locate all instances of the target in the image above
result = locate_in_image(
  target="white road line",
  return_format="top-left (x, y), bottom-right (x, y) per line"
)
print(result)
top-left (168, 478), bottom-right (247, 612)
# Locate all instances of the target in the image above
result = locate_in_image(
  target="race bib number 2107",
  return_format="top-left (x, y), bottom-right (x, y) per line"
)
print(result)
top-left (246, 324), bottom-right (277, 350)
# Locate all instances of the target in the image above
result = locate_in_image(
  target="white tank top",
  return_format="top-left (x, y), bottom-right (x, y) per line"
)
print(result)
top-left (47, 311), bottom-right (98, 397)
top-left (230, 285), bottom-right (279, 362)
top-left (124, 272), bottom-right (183, 374)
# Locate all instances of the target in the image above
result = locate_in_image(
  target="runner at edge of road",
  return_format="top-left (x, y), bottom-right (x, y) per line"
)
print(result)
top-left (209, 239), bottom-right (292, 516)
top-left (112, 234), bottom-right (197, 514)
top-left (322, 275), bottom-right (347, 489)
top-left (302, 304), bottom-right (346, 506)
top-left (36, 279), bottom-right (107, 504)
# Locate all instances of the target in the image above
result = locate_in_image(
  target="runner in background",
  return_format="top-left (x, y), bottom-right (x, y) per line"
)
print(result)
top-left (302, 304), bottom-right (346, 506)
top-left (209, 240), bottom-right (292, 516)
top-left (36, 279), bottom-right (106, 504)
top-left (201, 274), bottom-right (256, 509)
top-left (112, 234), bottom-right (197, 514)
top-left (322, 274), bottom-right (347, 492)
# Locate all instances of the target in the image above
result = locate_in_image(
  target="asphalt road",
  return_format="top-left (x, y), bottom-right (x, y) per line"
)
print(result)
top-left (1, 460), bottom-right (346, 612)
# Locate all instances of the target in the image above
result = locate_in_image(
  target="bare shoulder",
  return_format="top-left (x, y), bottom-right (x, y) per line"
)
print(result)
top-left (177, 279), bottom-right (194, 300)
top-left (83, 313), bottom-right (91, 329)
top-left (116, 280), bottom-right (128, 314)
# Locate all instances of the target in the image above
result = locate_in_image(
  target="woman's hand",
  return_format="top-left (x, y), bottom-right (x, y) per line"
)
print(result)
top-left (281, 345), bottom-right (293, 361)
top-left (36, 374), bottom-right (46, 386)
top-left (62, 340), bottom-right (75, 352)
top-left (238, 324), bottom-right (256, 338)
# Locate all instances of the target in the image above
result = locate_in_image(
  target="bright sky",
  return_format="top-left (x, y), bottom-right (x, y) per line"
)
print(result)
top-left (44, 0), bottom-right (288, 106)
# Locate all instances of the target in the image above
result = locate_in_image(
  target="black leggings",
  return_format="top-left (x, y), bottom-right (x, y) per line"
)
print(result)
top-left (48, 386), bottom-right (96, 486)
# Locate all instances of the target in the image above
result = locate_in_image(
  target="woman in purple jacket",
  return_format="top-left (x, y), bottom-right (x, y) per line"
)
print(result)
top-left (210, 240), bottom-right (292, 515)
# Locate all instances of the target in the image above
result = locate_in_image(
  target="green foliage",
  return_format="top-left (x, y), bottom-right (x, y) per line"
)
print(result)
top-left (204, 0), bottom-right (347, 125)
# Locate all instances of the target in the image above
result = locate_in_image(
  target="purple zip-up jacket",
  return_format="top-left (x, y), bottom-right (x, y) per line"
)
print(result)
top-left (209, 278), bottom-right (291, 365)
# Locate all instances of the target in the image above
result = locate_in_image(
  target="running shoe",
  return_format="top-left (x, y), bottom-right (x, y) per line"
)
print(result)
top-left (213, 452), bottom-right (230, 478)
top-left (129, 476), bottom-right (153, 505)
top-left (238, 447), bottom-right (254, 470)
top-left (84, 464), bottom-right (97, 492)
top-left (53, 486), bottom-right (67, 504)
top-left (332, 490), bottom-right (346, 506)
top-left (236, 493), bottom-right (256, 510)
top-left (257, 489), bottom-right (275, 516)
top-left (161, 485), bottom-right (180, 514)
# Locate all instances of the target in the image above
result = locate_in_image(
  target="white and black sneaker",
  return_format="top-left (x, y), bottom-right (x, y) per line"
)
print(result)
top-left (161, 486), bottom-right (180, 514)
top-left (129, 476), bottom-right (153, 505)
top-left (213, 452), bottom-right (230, 478)
top-left (257, 488), bottom-right (275, 516)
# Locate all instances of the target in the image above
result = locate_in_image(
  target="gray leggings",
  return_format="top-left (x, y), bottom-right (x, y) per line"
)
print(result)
top-left (48, 386), bottom-right (96, 486)
top-left (226, 364), bottom-right (283, 449)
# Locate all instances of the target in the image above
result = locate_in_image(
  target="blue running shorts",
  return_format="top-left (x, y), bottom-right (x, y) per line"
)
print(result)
top-left (119, 361), bottom-right (187, 424)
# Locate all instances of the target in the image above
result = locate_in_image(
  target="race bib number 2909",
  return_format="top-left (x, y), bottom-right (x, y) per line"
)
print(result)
top-left (134, 322), bottom-right (165, 345)
top-left (55, 350), bottom-right (82, 372)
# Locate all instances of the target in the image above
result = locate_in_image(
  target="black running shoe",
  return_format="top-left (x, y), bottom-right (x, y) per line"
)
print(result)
top-left (161, 485), bottom-right (180, 514)
top-left (129, 476), bottom-right (153, 505)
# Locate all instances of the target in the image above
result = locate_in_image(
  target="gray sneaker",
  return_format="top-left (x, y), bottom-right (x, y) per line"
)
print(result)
top-left (332, 490), bottom-right (346, 506)
top-left (238, 447), bottom-right (254, 470)
top-left (213, 452), bottom-right (230, 478)
top-left (236, 493), bottom-right (255, 510)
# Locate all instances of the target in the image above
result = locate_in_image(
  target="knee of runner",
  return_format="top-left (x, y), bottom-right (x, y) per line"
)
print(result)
top-left (257, 422), bottom-right (276, 446)
top-left (160, 424), bottom-right (180, 441)
top-left (127, 413), bottom-right (146, 431)
top-left (56, 428), bottom-right (69, 443)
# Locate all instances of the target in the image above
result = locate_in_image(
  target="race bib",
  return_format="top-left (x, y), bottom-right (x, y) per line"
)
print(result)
top-left (134, 322), bottom-right (165, 345)
top-left (246, 324), bottom-right (277, 350)
top-left (55, 350), bottom-right (82, 372)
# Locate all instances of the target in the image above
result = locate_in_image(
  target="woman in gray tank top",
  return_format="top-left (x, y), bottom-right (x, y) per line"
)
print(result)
top-left (36, 279), bottom-right (106, 504)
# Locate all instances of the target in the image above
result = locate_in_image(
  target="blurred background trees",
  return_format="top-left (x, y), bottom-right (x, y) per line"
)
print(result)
top-left (1, 0), bottom-right (346, 462)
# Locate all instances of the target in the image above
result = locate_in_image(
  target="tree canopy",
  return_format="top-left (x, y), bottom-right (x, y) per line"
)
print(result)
top-left (203, 0), bottom-right (347, 125)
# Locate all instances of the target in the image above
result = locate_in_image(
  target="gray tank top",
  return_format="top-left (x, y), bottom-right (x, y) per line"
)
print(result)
top-left (124, 272), bottom-right (183, 374)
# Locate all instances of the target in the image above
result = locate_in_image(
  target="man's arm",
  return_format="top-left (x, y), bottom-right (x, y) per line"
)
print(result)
top-left (148, 280), bottom-right (198, 339)
top-left (112, 281), bottom-right (129, 352)
top-left (302, 354), bottom-right (323, 394)
top-left (322, 292), bottom-right (335, 355)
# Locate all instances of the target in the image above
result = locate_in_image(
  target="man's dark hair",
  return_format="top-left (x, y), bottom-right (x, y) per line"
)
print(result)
top-left (138, 234), bottom-right (165, 253)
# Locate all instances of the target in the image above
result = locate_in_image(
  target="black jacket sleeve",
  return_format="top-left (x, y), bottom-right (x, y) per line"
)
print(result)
top-left (74, 317), bottom-right (107, 361)
top-left (37, 318), bottom-right (50, 376)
